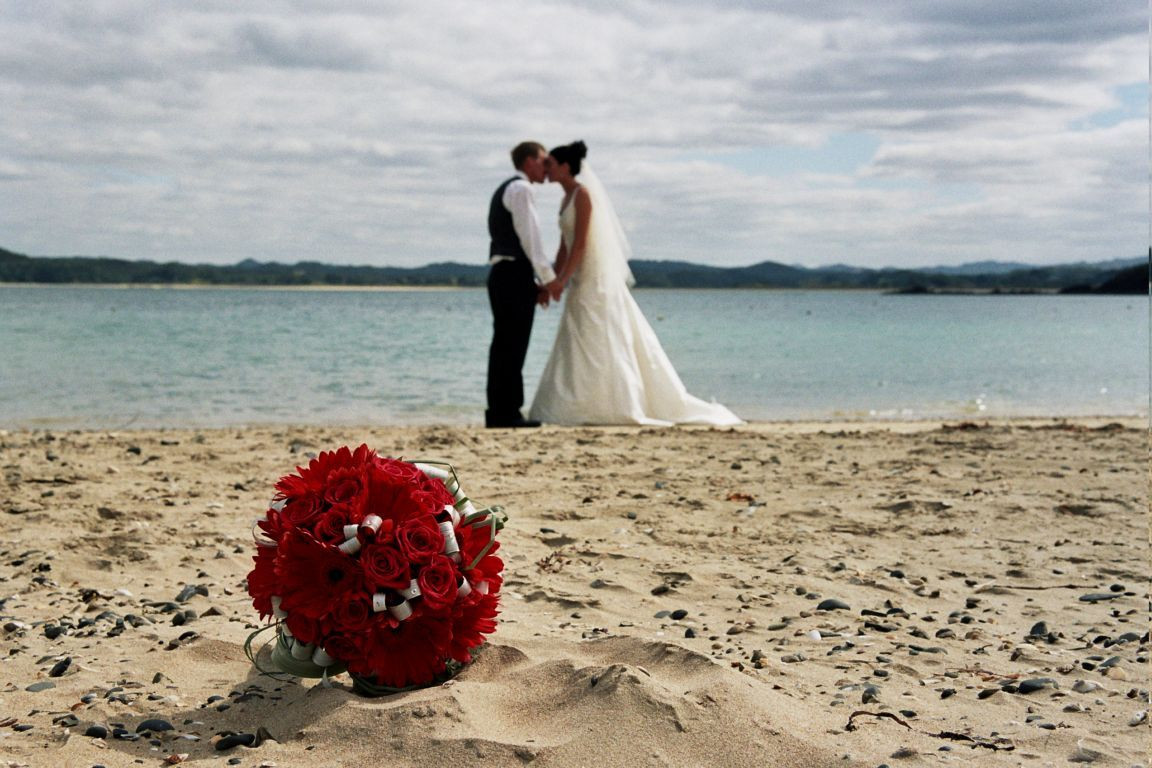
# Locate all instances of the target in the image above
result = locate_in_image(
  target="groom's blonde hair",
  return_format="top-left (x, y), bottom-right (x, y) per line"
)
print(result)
top-left (511, 141), bottom-right (546, 169)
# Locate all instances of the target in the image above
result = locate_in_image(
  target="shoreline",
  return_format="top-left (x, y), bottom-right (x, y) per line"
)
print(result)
top-left (1, 413), bottom-right (1146, 436)
top-left (1, 281), bottom-right (1143, 294)
top-left (0, 282), bottom-right (895, 293)
top-left (0, 281), bottom-right (477, 292)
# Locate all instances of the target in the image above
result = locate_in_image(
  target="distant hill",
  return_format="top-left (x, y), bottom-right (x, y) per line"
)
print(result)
top-left (629, 256), bottom-right (1146, 292)
top-left (0, 247), bottom-right (488, 287)
top-left (0, 245), bottom-right (1145, 293)
top-left (920, 257), bottom-right (1145, 277)
top-left (920, 260), bottom-right (1037, 276)
top-left (1059, 264), bottom-right (1148, 295)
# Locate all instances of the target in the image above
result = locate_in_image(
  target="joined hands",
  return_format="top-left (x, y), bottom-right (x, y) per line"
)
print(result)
top-left (538, 278), bottom-right (565, 307)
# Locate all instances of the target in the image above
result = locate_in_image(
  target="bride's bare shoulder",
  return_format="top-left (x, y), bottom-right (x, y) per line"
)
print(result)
top-left (574, 184), bottom-right (593, 208)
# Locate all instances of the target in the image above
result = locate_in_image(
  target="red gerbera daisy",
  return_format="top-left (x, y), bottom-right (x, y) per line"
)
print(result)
top-left (470, 554), bottom-right (505, 594)
top-left (246, 545), bottom-right (279, 619)
top-left (254, 507), bottom-right (287, 545)
top-left (354, 612), bottom-right (454, 687)
top-left (280, 444), bottom-right (373, 497)
top-left (449, 591), bottom-right (500, 664)
top-left (275, 530), bottom-right (366, 620)
top-left (457, 520), bottom-right (502, 570)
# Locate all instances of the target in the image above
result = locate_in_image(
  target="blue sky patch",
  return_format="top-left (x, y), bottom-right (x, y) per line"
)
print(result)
top-left (1072, 81), bottom-right (1147, 129)
top-left (697, 132), bottom-right (882, 176)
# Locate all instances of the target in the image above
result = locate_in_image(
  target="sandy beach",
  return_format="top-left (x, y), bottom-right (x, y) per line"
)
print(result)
top-left (0, 418), bottom-right (1146, 767)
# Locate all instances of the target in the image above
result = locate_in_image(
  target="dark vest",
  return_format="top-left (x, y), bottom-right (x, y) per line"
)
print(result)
top-left (488, 176), bottom-right (528, 262)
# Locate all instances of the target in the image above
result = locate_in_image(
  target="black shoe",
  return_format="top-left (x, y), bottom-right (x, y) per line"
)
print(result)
top-left (485, 411), bottom-right (541, 429)
top-left (507, 416), bottom-right (541, 428)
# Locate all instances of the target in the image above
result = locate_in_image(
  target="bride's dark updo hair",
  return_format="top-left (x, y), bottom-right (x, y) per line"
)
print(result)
top-left (550, 140), bottom-right (587, 176)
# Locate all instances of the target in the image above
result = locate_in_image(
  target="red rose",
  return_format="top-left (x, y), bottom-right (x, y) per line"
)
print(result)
top-left (360, 541), bottom-right (410, 590)
top-left (373, 457), bottom-right (425, 485)
top-left (313, 503), bottom-right (358, 544)
top-left (395, 517), bottom-right (444, 564)
top-left (391, 488), bottom-right (445, 522)
top-left (279, 493), bottom-right (325, 528)
top-left (285, 611), bottom-right (322, 645)
top-left (332, 591), bottom-right (375, 634)
top-left (324, 466), bottom-right (365, 506)
top-left (417, 555), bottom-right (459, 610)
top-left (320, 632), bottom-right (360, 666)
top-left (417, 473), bottom-right (458, 506)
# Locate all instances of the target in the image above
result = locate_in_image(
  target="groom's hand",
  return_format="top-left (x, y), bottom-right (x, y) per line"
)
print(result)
top-left (536, 286), bottom-right (551, 307)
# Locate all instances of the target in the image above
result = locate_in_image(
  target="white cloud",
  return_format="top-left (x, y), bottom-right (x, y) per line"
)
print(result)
top-left (0, 0), bottom-right (1144, 269)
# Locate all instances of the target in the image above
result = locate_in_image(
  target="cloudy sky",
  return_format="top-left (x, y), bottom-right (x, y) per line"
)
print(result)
top-left (0, 1), bottom-right (1146, 269)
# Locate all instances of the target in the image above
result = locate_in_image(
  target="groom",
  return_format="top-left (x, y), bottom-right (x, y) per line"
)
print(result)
top-left (484, 141), bottom-right (560, 429)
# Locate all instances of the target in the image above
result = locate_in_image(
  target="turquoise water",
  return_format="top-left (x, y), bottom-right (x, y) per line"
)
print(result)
top-left (0, 285), bottom-right (1146, 428)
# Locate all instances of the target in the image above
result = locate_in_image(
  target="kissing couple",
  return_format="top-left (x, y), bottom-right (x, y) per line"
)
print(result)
top-left (485, 140), bottom-right (741, 429)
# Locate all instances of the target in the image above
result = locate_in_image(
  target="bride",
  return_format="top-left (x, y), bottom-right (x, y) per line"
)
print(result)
top-left (529, 141), bottom-right (742, 427)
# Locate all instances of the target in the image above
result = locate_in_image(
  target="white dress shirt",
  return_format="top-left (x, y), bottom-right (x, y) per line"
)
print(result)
top-left (491, 172), bottom-right (556, 284)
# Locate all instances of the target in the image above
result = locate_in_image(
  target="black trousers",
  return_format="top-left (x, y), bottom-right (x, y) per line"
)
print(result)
top-left (486, 259), bottom-right (537, 418)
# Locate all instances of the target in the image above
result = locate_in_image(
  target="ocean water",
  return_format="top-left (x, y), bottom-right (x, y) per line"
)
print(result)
top-left (0, 285), bottom-right (1146, 429)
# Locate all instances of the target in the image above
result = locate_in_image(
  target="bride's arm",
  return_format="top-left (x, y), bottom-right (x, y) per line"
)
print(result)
top-left (545, 241), bottom-right (568, 300)
top-left (553, 241), bottom-right (569, 279)
top-left (557, 188), bottom-right (592, 286)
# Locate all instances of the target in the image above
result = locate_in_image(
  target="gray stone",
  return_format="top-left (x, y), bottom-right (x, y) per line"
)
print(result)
top-left (136, 718), bottom-right (175, 734)
top-left (175, 584), bottom-right (208, 602)
top-left (215, 732), bottom-right (257, 750)
top-left (1017, 678), bottom-right (1055, 695)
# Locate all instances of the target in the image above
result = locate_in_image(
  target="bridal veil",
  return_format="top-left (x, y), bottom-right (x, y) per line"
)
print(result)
top-left (575, 163), bottom-right (636, 289)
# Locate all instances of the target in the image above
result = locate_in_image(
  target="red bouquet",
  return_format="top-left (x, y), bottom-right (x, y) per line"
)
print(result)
top-left (246, 445), bottom-right (504, 690)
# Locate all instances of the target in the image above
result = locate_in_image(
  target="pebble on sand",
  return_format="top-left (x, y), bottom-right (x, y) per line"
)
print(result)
top-left (815, 599), bottom-right (850, 611)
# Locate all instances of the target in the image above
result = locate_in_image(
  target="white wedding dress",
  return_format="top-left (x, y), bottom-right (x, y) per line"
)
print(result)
top-left (529, 168), bottom-right (742, 427)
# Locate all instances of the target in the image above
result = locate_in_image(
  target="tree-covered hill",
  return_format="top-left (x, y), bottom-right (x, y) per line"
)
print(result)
top-left (0, 245), bottom-right (1144, 293)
